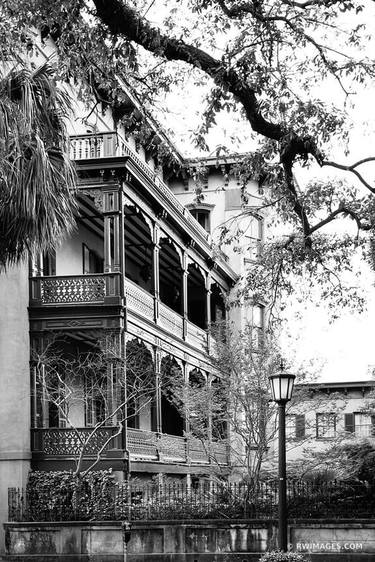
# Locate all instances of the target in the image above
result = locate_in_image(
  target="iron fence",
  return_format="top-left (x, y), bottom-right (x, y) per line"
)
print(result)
top-left (8, 479), bottom-right (375, 522)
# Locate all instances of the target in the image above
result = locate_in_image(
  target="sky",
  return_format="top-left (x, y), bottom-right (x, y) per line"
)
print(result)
top-left (281, 85), bottom-right (375, 383)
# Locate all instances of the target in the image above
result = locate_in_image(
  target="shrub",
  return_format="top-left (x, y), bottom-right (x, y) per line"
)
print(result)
top-left (26, 470), bottom-right (115, 521)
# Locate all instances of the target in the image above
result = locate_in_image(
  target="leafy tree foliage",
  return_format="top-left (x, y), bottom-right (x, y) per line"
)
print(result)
top-left (162, 321), bottom-right (313, 481)
top-left (294, 440), bottom-right (375, 483)
top-left (3, 0), bottom-right (375, 307)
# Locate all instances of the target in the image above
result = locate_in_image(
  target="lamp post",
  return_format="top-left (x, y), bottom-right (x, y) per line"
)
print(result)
top-left (268, 371), bottom-right (295, 552)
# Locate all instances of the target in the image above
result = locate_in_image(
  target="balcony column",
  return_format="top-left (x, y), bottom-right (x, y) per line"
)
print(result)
top-left (182, 252), bottom-right (188, 340)
top-left (152, 225), bottom-right (160, 324)
top-left (120, 331), bottom-right (130, 477)
top-left (183, 362), bottom-right (191, 463)
top-left (118, 189), bottom-right (126, 300)
top-left (206, 273), bottom-right (212, 352)
top-left (32, 336), bottom-right (49, 428)
top-left (30, 335), bottom-right (45, 429)
top-left (207, 373), bottom-right (213, 465)
top-left (154, 348), bottom-right (162, 434)
top-left (103, 216), bottom-right (112, 273)
top-left (103, 188), bottom-right (124, 304)
top-left (106, 356), bottom-right (115, 426)
top-left (113, 215), bottom-right (121, 273)
top-left (103, 189), bottom-right (121, 273)
top-left (40, 363), bottom-right (48, 428)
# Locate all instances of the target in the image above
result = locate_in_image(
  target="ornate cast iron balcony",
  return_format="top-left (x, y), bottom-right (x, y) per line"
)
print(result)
top-left (30, 275), bottom-right (208, 349)
top-left (30, 273), bottom-right (121, 306)
top-left (31, 427), bottom-right (229, 466)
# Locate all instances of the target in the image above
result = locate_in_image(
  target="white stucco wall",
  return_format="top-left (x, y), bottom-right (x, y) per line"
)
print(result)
top-left (0, 263), bottom-right (31, 553)
top-left (56, 224), bottom-right (104, 276)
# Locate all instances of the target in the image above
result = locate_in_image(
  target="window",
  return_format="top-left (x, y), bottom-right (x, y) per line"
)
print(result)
top-left (286, 414), bottom-right (305, 440)
top-left (247, 215), bottom-right (263, 261)
top-left (85, 374), bottom-right (106, 427)
top-left (189, 209), bottom-right (211, 233)
top-left (45, 369), bottom-right (66, 428)
top-left (83, 243), bottom-right (103, 274)
top-left (316, 413), bottom-right (336, 439)
top-left (345, 413), bottom-right (375, 437)
top-left (252, 304), bottom-right (264, 350)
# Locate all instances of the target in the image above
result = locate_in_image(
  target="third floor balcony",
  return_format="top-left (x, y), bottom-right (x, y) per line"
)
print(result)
top-left (69, 132), bottom-right (222, 250)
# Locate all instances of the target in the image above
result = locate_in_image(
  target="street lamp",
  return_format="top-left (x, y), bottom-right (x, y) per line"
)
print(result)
top-left (269, 370), bottom-right (295, 552)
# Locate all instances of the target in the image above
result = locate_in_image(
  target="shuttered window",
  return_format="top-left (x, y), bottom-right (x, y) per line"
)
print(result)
top-left (345, 413), bottom-right (355, 433)
top-left (348, 412), bottom-right (375, 437)
top-left (286, 414), bottom-right (305, 439)
top-left (225, 188), bottom-right (242, 209)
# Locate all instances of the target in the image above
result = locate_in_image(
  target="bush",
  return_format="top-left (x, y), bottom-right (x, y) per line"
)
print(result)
top-left (26, 470), bottom-right (115, 521)
top-left (259, 552), bottom-right (309, 562)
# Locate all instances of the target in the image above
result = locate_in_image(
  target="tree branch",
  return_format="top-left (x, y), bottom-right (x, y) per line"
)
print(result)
top-left (92, 0), bottom-right (283, 140)
top-left (282, 0), bottom-right (352, 8)
top-left (322, 158), bottom-right (375, 193)
top-left (309, 205), bottom-right (372, 235)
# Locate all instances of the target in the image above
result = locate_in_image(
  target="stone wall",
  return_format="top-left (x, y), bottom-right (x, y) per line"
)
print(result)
top-left (4, 519), bottom-right (375, 561)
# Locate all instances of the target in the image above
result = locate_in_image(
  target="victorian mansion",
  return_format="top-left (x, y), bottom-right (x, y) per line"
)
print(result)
top-left (0, 73), bottom-right (264, 541)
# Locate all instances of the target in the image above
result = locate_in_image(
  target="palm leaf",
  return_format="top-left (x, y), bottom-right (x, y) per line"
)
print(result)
top-left (0, 61), bottom-right (77, 268)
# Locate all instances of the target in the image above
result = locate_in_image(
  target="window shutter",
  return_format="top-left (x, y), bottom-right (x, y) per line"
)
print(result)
top-left (345, 413), bottom-right (355, 433)
top-left (225, 188), bottom-right (242, 209)
top-left (296, 414), bottom-right (305, 439)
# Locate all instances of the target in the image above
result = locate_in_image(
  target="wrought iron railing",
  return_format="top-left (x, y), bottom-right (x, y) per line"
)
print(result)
top-left (186, 320), bottom-right (208, 349)
top-left (29, 275), bottom-right (208, 348)
top-left (125, 278), bottom-right (154, 320)
top-left (30, 273), bottom-right (121, 305)
top-left (31, 427), bottom-right (225, 465)
top-left (9, 479), bottom-right (375, 522)
top-left (158, 301), bottom-right (184, 339)
top-left (127, 429), bottom-right (188, 462)
top-left (32, 427), bottom-right (121, 456)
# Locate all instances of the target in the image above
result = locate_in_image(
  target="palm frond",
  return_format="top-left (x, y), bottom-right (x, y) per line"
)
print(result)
top-left (0, 61), bottom-right (77, 268)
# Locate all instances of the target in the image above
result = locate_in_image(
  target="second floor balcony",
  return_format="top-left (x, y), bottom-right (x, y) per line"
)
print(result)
top-left (30, 274), bottom-right (211, 350)
top-left (31, 427), bottom-right (228, 468)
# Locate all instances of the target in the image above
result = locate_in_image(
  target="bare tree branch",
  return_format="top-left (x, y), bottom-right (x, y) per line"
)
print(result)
top-left (322, 158), bottom-right (375, 193)
top-left (309, 205), bottom-right (372, 235)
